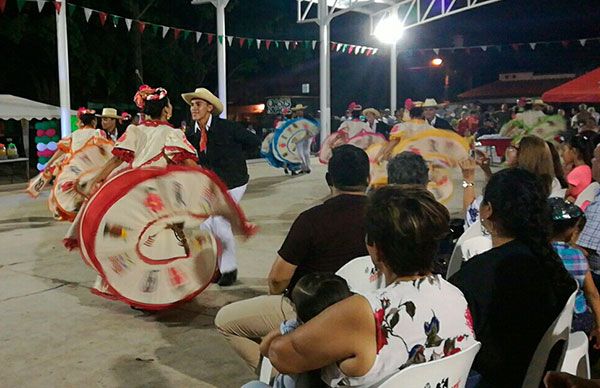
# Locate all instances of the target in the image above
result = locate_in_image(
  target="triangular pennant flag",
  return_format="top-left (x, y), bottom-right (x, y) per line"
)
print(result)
top-left (433, 48), bottom-right (440, 55)
top-left (312, 40), bottom-right (317, 50)
top-left (112, 15), bottom-right (120, 28)
top-left (361, 46), bottom-right (367, 54)
top-left (227, 36), bottom-right (234, 46)
top-left (207, 34), bottom-right (214, 45)
top-left (247, 38), bottom-right (254, 48)
top-left (511, 43), bottom-right (520, 51)
top-left (274, 40), bottom-right (279, 48)
top-left (151, 24), bottom-right (160, 35)
top-left (162, 26), bottom-right (169, 38)
top-left (99, 12), bottom-right (108, 26)
top-left (481, 45), bottom-right (488, 52)
top-left (529, 42), bottom-right (537, 50)
top-left (0, 0), bottom-right (6, 13)
top-left (348, 45), bottom-right (355, 54)
top-left (53, 1), bottom-right (61, 14)
top-left (372, 48), bottom-right (379, 55)
top-left (331, 42), bottom-right (336, 50)
top-left (125, 18), bottom-right (132, 31)
top-left (336, 43), bottom-right (342, 51)
top-left (182, 30), bottom-right (191, 41)
top-left (284, 41), bottom-right (290, 50)
top-left (218, 35), bottom-right (224, 45)
top-left (342, 44), bottom-right (348, 53)
top-left (84, 7), bottom-right (92, 22)
top-left (580, 39), bottom-right (587, 47)
top-left (366, 48), bottom-right (373, 56)
top-left (195, 31), bottom-right (202, 43)
top-left (16, 0), bottom-right (26, 12)
top-left (354, 46), bottom-right (361, 55)
top-left (561, 40), bottom-right (570, 48)
top-left (173, 28), bottom-right (181, 40)
top-left (304, 40), bottom-right (310, 49)
top-left (137, 21), bottom-right (146, 33)
top-left (37, 0), bottom-right (45, 12)
top-left (238, 37), bottom-right (246, 47)
top-left (257, 39), bottom-right (262, 49)
top-left (68, 3), bottom-right (75, 16)
top-left (266, 40), bottom-right (272, 49)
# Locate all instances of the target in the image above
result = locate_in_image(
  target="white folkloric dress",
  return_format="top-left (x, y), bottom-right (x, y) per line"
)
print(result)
top-left (67, 121), bottom-right (254, 310)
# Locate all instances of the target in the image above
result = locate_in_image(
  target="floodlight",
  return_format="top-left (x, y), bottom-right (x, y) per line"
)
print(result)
top-left (431, 58), bottom-right (443, 66)
top-left (374, 14), bottom-right (404, 44)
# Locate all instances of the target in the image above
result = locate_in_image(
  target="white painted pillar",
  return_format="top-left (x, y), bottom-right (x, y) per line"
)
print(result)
top-left (390, 42), bottom-right (397, 113)
top-left (318, 0), bottom-right (331, 142)
top-left (216, 0), bottom-right (229, 119)
top-left (55, 0), bottom-right (71, 137)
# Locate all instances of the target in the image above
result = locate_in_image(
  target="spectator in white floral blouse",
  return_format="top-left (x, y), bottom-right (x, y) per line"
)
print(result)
top-left (261, 185), bottom-right (475, 387)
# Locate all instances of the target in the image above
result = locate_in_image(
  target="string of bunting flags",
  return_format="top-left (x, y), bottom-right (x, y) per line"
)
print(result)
top-left (1, 0), bottom-right (380, 56)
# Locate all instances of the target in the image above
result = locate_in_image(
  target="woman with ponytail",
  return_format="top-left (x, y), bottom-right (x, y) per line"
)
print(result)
top-left (450, 168), bottom-right (576, 387)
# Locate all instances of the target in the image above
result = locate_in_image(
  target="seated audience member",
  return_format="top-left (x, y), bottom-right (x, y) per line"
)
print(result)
top-left (578, 142), bottom-right (600, 288)
top-left (547, 141), bottom-right (568, 193)
top-left (450, 168), bottom-right (576, 387)
top-left (563, 133), bottom-right (596, 202)
top-left (549, 198), bottom-right (600, 340)
top-left (264, 185), bottom-right (475, 387)
top-left (214, 145), bottom-right (370, 373)
top-left (243, 273), bottom-right (353, 388)
top-left (387, 151), bottom-right (429, 187)
top-left (475, 116), bottom-right (497, 139)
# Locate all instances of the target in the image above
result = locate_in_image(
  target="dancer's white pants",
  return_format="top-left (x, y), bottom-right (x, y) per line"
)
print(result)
top-left (202, 184), bottom-right (247, 273)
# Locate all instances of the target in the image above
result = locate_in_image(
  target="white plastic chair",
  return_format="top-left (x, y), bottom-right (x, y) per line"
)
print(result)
top-left (575, 182), bottom-right (600, 208)
top-left (522, 288), bottom-right (577, 388)
top-left (460, 236), bottom-right (493, 261)
top-left (560, 331), bottom-right (591, 378)
top-left (336, 255), bottom-right (385, 294)
top-left (376, 342), bottom-right (481, 388)
top-left (446, 220), bottom-right (488, 278)
top-left (259, 356), bottom-right (273, 384)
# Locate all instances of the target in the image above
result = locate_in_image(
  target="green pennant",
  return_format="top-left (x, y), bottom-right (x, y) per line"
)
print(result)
top-left (16, 0), bottom-right (26, 12)
top-left (182, 30), bottom-right (191, 41)
top-left (247, 38), bottom-right (254, 48)
top-left (218, 35), bottom-right (224, 44)
top-left (151, 24), bottom-right (160, 35)
top-left (68, 4), bottom-right (76, 16)
top-left (274, 41), bottom-right (280, 48)
top-left (304, 40), bottom-right (310, 49)
top-left (342, 44), bottom-right (348, 52)
top-left (112, 15), bottom-right (120, 27)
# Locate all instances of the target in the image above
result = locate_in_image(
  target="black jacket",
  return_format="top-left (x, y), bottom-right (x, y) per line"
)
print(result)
top-left (185, 117), bottom-right (260, 189)
top-left (373, 121), bottom-right (391, 139)
top-left (428, 116), bottom-right (454, 131)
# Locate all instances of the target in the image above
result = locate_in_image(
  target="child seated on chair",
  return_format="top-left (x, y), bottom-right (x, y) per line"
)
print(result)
top-left (245, 273), bottom-right (352, 388)
top-left (549, 198), bottom-right (600, 347)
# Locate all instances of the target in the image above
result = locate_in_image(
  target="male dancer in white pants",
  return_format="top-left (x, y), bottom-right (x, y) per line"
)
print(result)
top-left (291, 104), bottom-right (313, 174)
top-left (182, 88), bottom-right (260, 286)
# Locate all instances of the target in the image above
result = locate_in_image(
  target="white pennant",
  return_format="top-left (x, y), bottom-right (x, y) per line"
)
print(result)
top-left (580, 39), bottom-right (587, 47)
top-left (433, 48), bottom-right (440, 55)
top-left (372, 48), bottom-right (379, 55)
top-left (257, 39), bottom-right (262, 49)
top-left (84, 8), bottom-right (92, 22)
top-left (125, 18), bottom-right (132, 31)
top-left (312, 40), bottom-right (317, 50)
top-left (227, 36), bottom-right (234, 46)
top-left (354, 46), bottom-right (361, 55)
top-left (529, 43), bottom-right (537, 50)
top-left (162, 26), bottom-right (169, 38)
top-left (361, 46), bottom-right (367, 54)
top-left (336, 43), bottom-right (343, 51)
top-left (196, 32), bottom-right (202, 43)
top-left (37, 0), bottom-right (45, 12)
top-left (284, 41), bottom-right (290, 50)
top-left (481, 45), bottom-right (488, 51)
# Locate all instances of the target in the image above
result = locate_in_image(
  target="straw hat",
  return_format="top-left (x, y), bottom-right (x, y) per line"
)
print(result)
top-left (422, 98), bottom-right (439, 108)
top-left (291, 104), bottom-right (308, 112)
top-left (533, 99), bottom-right (546, 106)
top-left (96, 108), bottom-right (121, 119)
top-left (362, 108), bottom-right (381, 118)
top-left (181, 88), bottom-right (224, 115)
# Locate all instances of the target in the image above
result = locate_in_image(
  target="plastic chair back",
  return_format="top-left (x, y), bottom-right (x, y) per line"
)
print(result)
top-left (575, 182), bottom-right (600, 208)
top-left (336, 256), bottom-right (385, 294)
top-left (447, 220), bottom-right (486, 278)
top-left (560, 331), bottom-right (591, 378)
top-left (461, 236), bottom-right (493, 261)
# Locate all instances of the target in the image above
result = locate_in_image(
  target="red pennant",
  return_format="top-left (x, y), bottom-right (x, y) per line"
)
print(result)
top-left (366, 48), bottom-right (373, 56)
top-left (293, 41), bottom-right (298, 49)
top-left (0, 0), bottom-right (6, 13)
top-left (331, 42), bottom-right (336, 50)
top-left (207, 34), bottom-right (214, 45)
top-left (266, 40), bottom-right (272, 49)
top-left (561, 40), bottom-right (570, 48)
top-left (137, 21), bottom-right (145, 33)
top-left (348, 45), bottom-right (355, 54)
top-left (511, 43), bottom-right (520, 51)
top-left (99, 12), bottom-right (108, 26)
top-left (238, 38), bottom-right (246, 47)
top-left (53, 1), bottom-right (61, 14)
top-left (173, 28), bottom-right (181, 40)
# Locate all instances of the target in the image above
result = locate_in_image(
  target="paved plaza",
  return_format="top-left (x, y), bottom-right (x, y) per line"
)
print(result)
top-left (0, 159), bottom-right (473, 387)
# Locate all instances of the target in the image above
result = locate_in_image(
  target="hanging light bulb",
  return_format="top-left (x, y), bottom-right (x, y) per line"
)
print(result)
top-left (374, 13), bottom-right (404, 44)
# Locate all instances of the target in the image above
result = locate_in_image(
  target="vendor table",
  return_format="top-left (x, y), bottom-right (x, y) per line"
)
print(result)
top-left (0, 158), bottom-right (30, 183)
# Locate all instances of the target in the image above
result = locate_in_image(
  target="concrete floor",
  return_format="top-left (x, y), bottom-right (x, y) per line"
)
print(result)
top-left (0, 159), bottom-right (475, 388)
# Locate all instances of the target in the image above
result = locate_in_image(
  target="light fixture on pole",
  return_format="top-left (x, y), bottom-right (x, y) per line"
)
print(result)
top-left (374, 11), bottom-right (404, 114)
top-left (431, 57), bottom-right (443, 66)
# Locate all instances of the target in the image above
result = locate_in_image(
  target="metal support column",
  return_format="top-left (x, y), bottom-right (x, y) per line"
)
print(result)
top-left (216, 0), bottom-right (229, 118)
top-left (390, 41), bottom-right (397, 113)
top-left (318, 0), bottom-right (331, 141)
top-left (55, 0), bottom-right (71, 137)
